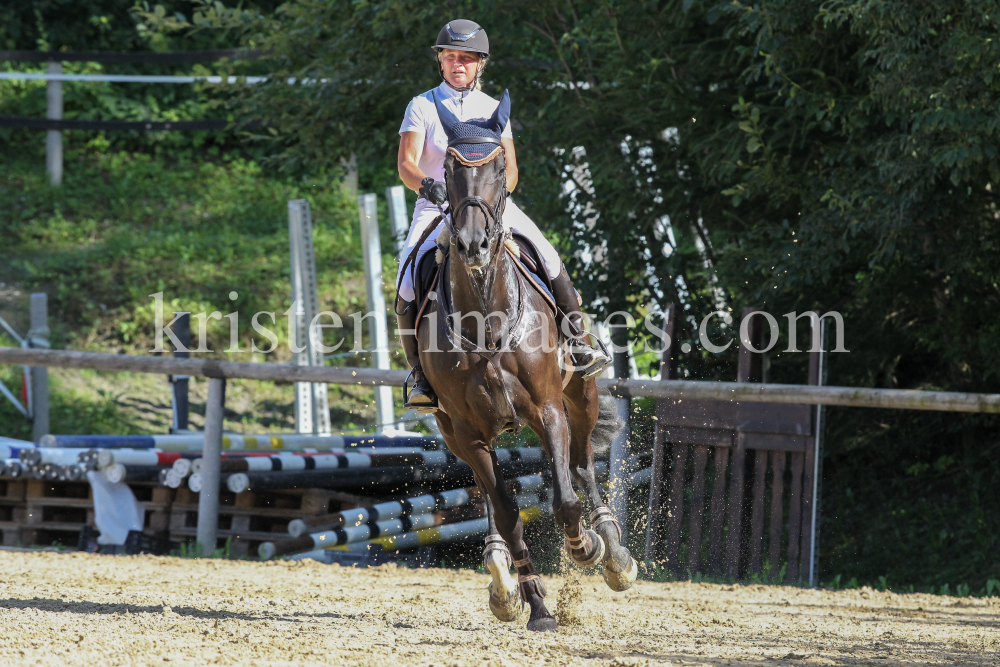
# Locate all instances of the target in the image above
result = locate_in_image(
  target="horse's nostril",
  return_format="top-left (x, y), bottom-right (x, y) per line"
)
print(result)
top-left (479, 236), bottom-right (489, 251)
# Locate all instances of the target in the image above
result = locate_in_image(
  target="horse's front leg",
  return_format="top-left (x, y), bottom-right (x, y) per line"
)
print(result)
top-left (531, 400), bottom-right (605, 570)
top-left (480, 489), bottom-right (519, 622)
top-left (454, 433), bottom-right (557, 632)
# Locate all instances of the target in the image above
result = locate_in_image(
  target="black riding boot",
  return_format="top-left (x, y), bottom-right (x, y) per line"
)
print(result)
top-left (396, 297), bottom-right (438, 412)
top-left (550, 266), bottom-right (612, 379)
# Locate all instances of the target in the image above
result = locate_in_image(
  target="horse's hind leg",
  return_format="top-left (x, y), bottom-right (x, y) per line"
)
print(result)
top-left (529, 400), bottom-right (603, 570)
top-left (481, 493), bottom-right (520, 622)
top-left (564, 377), bottom-right (639, 592)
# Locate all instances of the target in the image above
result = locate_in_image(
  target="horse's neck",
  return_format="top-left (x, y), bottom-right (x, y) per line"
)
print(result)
top-left (448, 250), bottom-right (517, 330)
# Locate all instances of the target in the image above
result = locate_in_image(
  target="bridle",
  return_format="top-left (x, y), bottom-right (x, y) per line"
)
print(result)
top-left (441, 150), bottom-right (508, 252)
top-left (438, 143), bottom-right (527, 355)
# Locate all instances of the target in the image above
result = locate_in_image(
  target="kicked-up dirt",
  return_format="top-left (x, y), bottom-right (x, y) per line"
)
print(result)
top-left (0, 550), bottom-right (996, 666)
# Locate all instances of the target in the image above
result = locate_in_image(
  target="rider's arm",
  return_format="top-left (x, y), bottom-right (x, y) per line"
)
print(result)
top-left (501, 136), bottom-right (518, 193)
top-left (398, 131), bottom-right (427, 193)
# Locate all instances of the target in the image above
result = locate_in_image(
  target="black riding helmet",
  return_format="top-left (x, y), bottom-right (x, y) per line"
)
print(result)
top-left (433, 20), bottom-right (490, 56)
top-left (433, 20), bottom-right (490, 90)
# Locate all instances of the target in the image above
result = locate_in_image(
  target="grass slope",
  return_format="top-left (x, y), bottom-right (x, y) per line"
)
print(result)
top-left (0, 147), bottom-right (407, 438)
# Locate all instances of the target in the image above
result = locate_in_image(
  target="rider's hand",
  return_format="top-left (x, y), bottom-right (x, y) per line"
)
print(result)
top-left (419, 177), bottom-right (447, 206)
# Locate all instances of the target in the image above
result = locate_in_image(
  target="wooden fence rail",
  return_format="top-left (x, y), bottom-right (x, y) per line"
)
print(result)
top-left (3, 345), bottom-right (999, 559)
top-left (2, 347), bottom-right (999, 413)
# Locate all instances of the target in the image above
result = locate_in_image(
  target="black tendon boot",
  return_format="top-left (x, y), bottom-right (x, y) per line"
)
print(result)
top-left (397, 298), bottom-right (438, 411)
top-left (550, 267), bottom-right (612, 379)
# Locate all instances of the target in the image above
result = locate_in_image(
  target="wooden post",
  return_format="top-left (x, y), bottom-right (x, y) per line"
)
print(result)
top-left (46, 62), bottom-right (63, 186)
top-left (725, 307), bottom-right (762, 578)
top-left (197, 377), bottom-right (225, 556)
top-left (644, 304), bottom-right (676, 565)
top-left (29, 293), bottom-right (49, 443)
top-left (686, 445), bottom-right (710, 575)
top-left (169, 312), bottom-right (191, 432)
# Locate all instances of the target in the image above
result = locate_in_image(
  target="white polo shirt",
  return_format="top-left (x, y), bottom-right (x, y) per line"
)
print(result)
top-left (399, 82), bottom-right (513, 183)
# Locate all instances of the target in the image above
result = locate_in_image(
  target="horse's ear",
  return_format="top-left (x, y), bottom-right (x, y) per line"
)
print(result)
top-left (490, 90), bottom-right (510, 134)
top-left (432, 92), bottom-right (460, 135)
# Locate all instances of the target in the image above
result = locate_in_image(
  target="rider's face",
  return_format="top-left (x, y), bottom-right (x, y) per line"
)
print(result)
top-left (440, 49), bottom-right (482, 88)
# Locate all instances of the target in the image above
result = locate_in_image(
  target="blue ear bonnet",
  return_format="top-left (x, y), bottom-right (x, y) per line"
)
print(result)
top-left (433, 89), bottom-right (510, 163)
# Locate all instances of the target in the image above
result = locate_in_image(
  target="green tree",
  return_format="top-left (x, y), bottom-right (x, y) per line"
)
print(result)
top-left (75, 0), bottom-right (1000, 587)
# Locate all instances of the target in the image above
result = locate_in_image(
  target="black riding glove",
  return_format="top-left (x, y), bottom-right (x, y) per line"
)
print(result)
top-left (419, 177), bottom-right (448, 206)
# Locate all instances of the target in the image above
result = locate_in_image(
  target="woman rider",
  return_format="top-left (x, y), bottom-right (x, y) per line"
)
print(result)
top-left (395, 19), bottom-right (611, 410)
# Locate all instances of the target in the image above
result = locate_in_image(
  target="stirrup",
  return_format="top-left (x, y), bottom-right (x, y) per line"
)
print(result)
top-left (573, 348), bottom-right (612, 380)
top-left (403, 368), bottom-right (439, 412)
top-left (567, 328), bottom-right (613, 379)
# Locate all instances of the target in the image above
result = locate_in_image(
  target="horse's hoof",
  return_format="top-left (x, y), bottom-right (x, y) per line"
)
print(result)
top-left (526, 615), bottom-right (559, 632)
top-left (488, 583), bottom-right (521, 622)
top-left (565, 529), bottom-right (605, 568)
top-left (601, 552), bottom-right (639, 592)
top-left (485, 546), bottom-right (519, 622)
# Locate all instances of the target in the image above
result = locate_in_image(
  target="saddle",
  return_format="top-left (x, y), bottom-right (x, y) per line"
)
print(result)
top-left (413, 233), bottom-right (556, 333)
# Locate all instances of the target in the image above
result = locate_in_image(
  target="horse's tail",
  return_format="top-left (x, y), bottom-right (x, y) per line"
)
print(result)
top-left (591, 391), bottom-right (625, 455)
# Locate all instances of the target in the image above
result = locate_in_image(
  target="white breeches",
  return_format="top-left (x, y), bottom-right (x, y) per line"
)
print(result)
top-left (395, 196), bottom-right (562, 302)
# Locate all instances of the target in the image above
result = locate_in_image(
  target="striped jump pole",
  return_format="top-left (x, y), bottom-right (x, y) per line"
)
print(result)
top-left (289, 486), bottom-right (475, 537)
top-left (39, 433), bottom-right (441, 451)
top-left (261, 492), bottom-right (541, 560)
top-left (221, 449), bottom-right (548, 495)
top-left (259, 513), bottom-right (443, 560)
top-left (357, 500), bottom-right (553, 554)
top-left (95, 449), bottom-right (185, 469)
top-left (96, 448), bottom-right (427, 472)
top-left (101, 463), bottom-right (170, 484)
top-left (211, 450), bottom-right (451, 474)
top-left (287, 473), bottom-right (547, 537)
top-left (18, 447), bottom-right (91, 466)
top-left (0, 459), bottom-right (23, 478)
top-left (0, 442), bottom-right (33, 462)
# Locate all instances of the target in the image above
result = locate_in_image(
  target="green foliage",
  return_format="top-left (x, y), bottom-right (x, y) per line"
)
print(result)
top-left (0, 362), bottom-right (139, 440)
top-left (0, 150), bottom-right (376, 356)
top-left (0, 1), bottom-right (280, 156)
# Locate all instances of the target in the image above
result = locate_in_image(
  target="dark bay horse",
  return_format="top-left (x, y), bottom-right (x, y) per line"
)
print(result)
top-left (412, 92), bottom-right (638, 631)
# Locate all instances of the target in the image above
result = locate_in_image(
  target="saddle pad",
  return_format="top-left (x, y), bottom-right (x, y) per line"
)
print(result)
top-left (412, 239), bottom-right (555, 334)
top-left (414, 247), bottom-right (440, 308)
top-left (518, 259), bottom-right (554, 302)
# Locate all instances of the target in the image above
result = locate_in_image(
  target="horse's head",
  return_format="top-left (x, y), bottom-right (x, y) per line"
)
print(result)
top-left (434, 90), bottom-right (511, 271)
